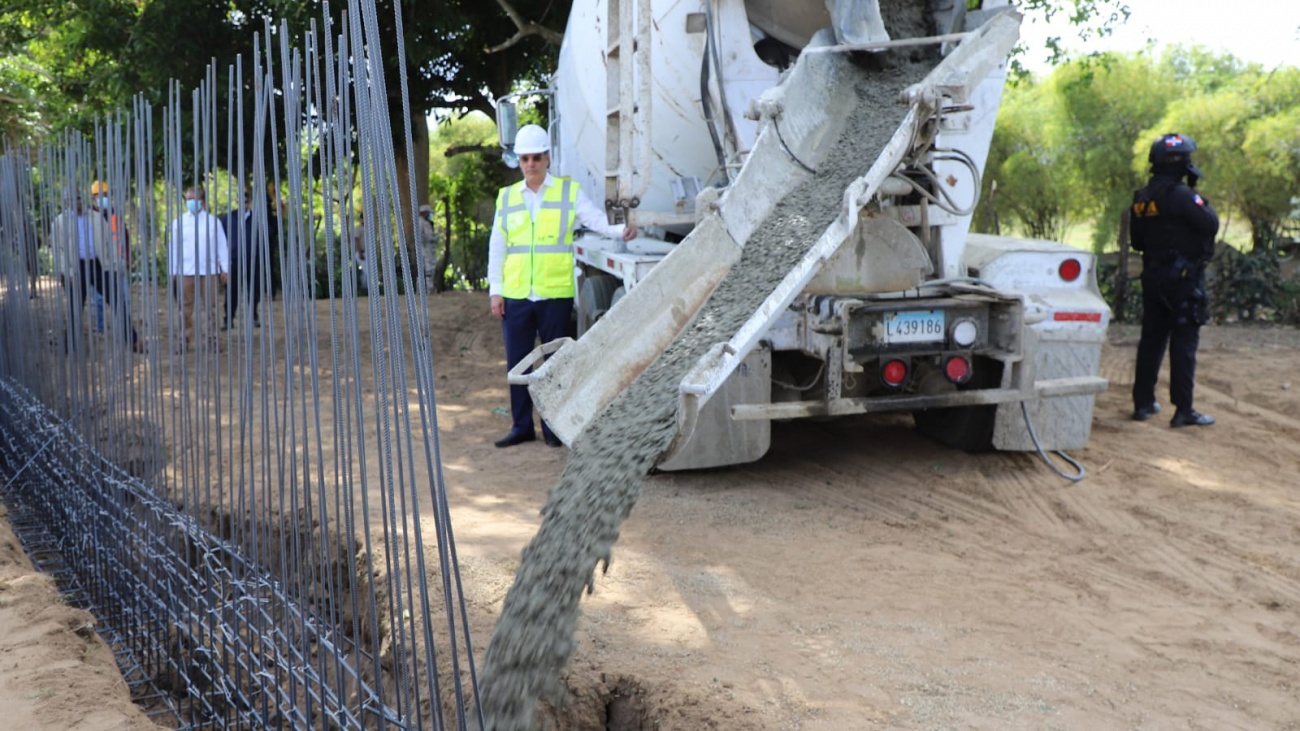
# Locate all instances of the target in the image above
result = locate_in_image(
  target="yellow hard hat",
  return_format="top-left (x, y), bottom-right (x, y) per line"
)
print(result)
top-left (90, 180), bottom-right (108, 195)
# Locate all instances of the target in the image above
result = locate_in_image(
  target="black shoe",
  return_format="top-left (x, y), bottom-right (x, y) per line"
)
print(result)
top-left (1132, 402), bottom-right (1161, 421)
top-left (253, 318), bottom-right (261, 329)
top-left (494, 431), bottom-right (536, 448)
top-left (1170, 410), bottom-right (1215, 428)
top-left (544, 433), bottom-right (563, 448)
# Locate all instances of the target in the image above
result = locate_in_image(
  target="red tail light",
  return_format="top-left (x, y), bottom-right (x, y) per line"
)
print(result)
top-left (1059, 258), bottom-right (1082, 282)
top-left (882, 359), bottom-right (909, 388)
top-left (944, 355), bottom-right (971, 384)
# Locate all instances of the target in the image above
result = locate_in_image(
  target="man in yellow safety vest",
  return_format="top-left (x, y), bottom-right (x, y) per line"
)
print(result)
top-left (488, 124), bottom-right (637, 448)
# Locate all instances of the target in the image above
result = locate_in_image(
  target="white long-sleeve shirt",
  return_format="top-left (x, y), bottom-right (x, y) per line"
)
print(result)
top-left (487, 174), bottom-right (625, 299)
top-left (168, 209), bottom-right (229, 276)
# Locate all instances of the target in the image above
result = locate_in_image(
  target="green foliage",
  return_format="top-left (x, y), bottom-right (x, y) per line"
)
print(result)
top-left (1160, 45), bottom-right (1248, 95)
top-left (311, 230), bottom-right (360, 301)
top-left (1141, 59), bottom-right (1300, 252)
top-left (1052, 52), bottom-right (1176, 253)
top-left (1274, 278), bottom-right (1300, 326)
top-left (0, 0), bottom-right (567, 228)
top-left (1096, 260), bottom-right (1143, 324)
top-left (428, 113), bottom-right (512, 291)
top-left (981, 77), bottom-right (1084, 240)
top-left (1210, 247), bottom-right (1283, 322)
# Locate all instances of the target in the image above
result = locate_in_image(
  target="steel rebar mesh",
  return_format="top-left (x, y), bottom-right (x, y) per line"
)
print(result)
top-left (0, 1), bottom-right (481, 729)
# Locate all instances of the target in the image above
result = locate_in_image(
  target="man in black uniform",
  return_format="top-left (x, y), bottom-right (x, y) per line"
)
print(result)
top-left (1130, 133), bottom-right (1220, 428)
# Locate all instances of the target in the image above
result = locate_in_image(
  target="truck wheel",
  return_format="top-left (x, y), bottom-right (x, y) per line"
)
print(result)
top-left (610, 286), bottom-right (626, 308)
top-left (912, 360), bottom-right (1001, 453)
top-left (577, 274), bottom-right (619, 336)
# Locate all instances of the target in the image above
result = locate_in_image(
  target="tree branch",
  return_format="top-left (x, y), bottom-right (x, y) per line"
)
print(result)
top-left (487, 0), bottom-right (564, 53)
top-left (2, 59), bottom-right (54, 81)
top-left (444, 144), bottom-right (503, 158)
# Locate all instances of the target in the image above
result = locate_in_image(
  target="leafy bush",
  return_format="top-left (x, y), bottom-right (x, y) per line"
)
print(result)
top-left (1274, 278), bottom-right (1300, 326)
top-left (1209, 247), bottom-right (1282, 322)
top-left (1097, 259), bottom-right (1143, 323)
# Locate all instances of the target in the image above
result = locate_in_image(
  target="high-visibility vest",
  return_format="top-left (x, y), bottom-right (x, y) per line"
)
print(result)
top-left (497, 178), bottom-right (578, 299)
top-left (104, 211), bottom-right (129, 266)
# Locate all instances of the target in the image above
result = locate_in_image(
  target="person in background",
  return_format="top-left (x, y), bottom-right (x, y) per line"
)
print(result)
top-left (89, 186), bottom-right (105, 333)
top-left (487, 124), bottom-right (637, 448)
top-left (351, 209), bottom-right (368, 295)
top-left (1, 201), bottom-right (40, 297)
top-left (1130, 133), bottom-right (1220, 428)
top-left (168, 185), bottom-right (229, 352)
top-left (223, 185), bottom-right (276, 329)
top-left (418, 203), bottom-right (439, 293)
top-left (91, 284), bottom-right (106, 332)
top-left (90, 180), bottom-right (143, 351)
top-left (50, 187), bottom-right (137, 354)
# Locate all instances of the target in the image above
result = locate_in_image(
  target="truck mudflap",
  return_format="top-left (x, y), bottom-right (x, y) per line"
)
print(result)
top-left (510, 10), bottom-right (1025, 451)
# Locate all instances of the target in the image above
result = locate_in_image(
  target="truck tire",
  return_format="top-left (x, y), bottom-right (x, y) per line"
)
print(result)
top-left (912, 359), bottom-right (1001, 453)
top-left (576, 274), bottom-right (619, 337)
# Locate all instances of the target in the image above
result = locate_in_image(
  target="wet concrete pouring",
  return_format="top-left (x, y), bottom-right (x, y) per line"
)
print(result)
top-left (479, 46), bottom-right (937, 731)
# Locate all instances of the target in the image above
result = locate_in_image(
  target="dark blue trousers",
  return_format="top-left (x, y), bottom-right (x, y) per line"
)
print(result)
top-left (502, 297), bottom-right (573, 439)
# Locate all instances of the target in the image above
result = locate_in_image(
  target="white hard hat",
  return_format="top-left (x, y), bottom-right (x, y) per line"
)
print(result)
top-left (513, 124), bottom-right (551, 155)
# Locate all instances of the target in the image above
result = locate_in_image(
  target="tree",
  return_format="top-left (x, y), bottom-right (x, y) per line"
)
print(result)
top-left (1048, 51), bottom-right (1180, 252)
top-left (0, 0), bottom-right (568, 261)
top-left (428, 112), bottom-right (514, 291)
top-left (982, 77), bottom-right (1085, 240)
top-left (1149, 65), bottom-right (1300, 252)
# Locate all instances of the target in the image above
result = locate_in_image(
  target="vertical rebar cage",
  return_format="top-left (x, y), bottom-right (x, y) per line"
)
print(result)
top-left (0, 2), bottom-right (481, 728)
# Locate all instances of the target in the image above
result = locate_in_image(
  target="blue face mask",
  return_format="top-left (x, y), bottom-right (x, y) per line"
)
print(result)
top-left (185, 199), bottom-right (200, 214)
top-left (98, 196), bottom-right (110, 209)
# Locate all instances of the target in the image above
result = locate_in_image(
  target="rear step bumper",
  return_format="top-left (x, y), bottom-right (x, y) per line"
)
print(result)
top-left (730, 375), bottom-right (1108, 421)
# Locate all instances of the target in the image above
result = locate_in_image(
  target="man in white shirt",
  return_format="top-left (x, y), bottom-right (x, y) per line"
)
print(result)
top-left (487, 124), bottom-right (637, 448)
top-left (168, 185), bottom-right (229, 351)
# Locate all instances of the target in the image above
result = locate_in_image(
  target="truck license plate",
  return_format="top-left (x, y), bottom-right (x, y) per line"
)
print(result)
top-left (884, 310), bottom-right (944, 344)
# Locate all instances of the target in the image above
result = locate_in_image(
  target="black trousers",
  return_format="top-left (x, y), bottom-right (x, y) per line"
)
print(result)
top-left (226, 256), bottom-right (262, 323)
top-left (1133, 283), bottom-right (1200, 412)
top-left (67, 258), bottom-right (138, 348)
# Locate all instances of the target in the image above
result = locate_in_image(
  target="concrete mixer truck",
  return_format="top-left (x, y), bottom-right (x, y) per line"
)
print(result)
top-left (500, 0), bottom-right (1110, 470)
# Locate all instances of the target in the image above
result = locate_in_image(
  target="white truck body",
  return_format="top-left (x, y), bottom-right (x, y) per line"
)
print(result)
top-left (503, 0), bottom-right (1110, 469)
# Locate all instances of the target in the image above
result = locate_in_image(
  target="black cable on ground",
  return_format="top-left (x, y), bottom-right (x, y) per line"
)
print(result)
top-left (1020, 400), bottom-right (1086, 482)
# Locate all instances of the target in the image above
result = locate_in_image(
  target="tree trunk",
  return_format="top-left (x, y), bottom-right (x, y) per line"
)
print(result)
top-left (432, 195), bottom-right (452, 292)
top-left (1248, 214), bottom-right (1273, 253)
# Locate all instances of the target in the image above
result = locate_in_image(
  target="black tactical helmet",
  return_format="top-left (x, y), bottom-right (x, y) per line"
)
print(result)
top-left (1149, 133), bottom-right (1197, 165)
top-left (1149, 133), bottom-right (1204, 181)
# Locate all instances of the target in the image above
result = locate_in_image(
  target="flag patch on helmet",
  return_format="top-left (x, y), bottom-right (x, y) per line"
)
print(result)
top-left (1165, 135), bottom-right (1187, 148)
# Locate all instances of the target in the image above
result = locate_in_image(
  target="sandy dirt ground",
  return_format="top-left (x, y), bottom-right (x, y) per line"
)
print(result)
top-left (2, 290), bottom-right (1299, 729)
